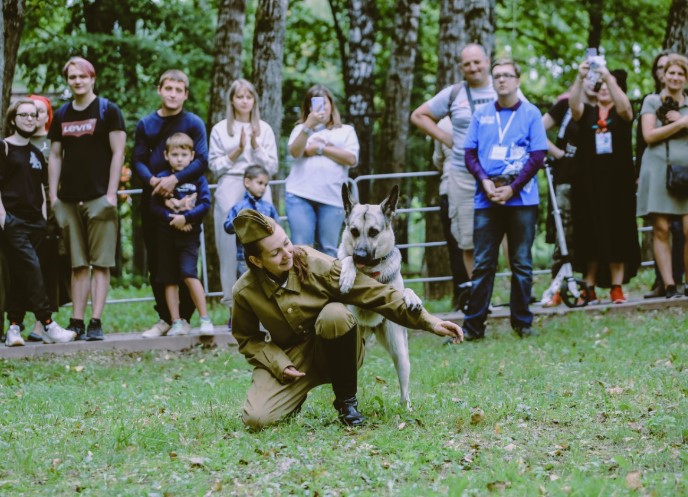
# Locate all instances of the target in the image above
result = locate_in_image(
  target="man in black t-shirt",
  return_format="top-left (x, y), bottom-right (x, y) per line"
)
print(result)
top-left (0, 98), bottom-right (77, 346)
top-left (48, 57), bottom-right (126, 340)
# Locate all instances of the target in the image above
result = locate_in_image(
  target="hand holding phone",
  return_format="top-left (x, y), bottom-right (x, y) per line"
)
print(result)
top-left (311, 96), bottom-right (325, 113)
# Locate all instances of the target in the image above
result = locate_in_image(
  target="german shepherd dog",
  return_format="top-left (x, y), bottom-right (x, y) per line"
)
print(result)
top-left (337, 184), bottom-right (422, 409)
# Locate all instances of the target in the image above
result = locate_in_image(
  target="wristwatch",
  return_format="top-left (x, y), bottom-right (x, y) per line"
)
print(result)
top-left (316, 144), bottom-right (325, 156)
top-left (302, 126), bottom-right (315, 136)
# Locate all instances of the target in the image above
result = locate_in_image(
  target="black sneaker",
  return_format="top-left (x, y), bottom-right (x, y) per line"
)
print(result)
top-left (67, 318), bottom-right (86, 340)
top-left (514, 327), bottom-right (537, 338)
top-left (86, 319), bottom-right (105, 341)
top-left (665, 285), bottom-right (682, 299)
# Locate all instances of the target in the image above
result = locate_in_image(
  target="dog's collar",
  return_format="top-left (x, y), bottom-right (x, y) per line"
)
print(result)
top-left (365, 251), bottom-right (395, 268)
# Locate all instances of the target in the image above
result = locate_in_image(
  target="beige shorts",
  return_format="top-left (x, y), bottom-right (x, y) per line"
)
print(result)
top-left (447, 168), bottom-right (477, 250)
top-left (53, 195), bottom-right (118, 268)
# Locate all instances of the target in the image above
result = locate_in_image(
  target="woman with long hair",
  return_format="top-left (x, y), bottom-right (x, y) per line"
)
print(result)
top-left (208, 79), bottom-right (278, 312)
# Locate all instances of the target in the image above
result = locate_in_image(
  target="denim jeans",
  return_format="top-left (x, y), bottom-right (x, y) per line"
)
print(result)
top-left (463, 205), bottom-right (538, 336)
top-left (285, 193), bottom-right (344, 257)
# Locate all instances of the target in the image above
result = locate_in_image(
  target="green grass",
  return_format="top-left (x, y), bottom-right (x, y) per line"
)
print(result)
top-left (1, 307), bottom-right (687, 496)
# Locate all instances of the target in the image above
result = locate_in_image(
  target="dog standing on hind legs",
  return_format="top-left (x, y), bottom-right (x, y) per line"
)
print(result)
top-left (337, 183), bottom-right (422, 410)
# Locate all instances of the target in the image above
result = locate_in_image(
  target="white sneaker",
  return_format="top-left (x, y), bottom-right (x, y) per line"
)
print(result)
top-left (168, 319), bottom-right (189, 336)
top-left (5, 325), bottom-right (25, 347)
top-left (198, 317), bottom-right (215, 336)
top-left (142, 319), bottom-right (171, 338)
top-left (41, 321), bottom-right (77, 343)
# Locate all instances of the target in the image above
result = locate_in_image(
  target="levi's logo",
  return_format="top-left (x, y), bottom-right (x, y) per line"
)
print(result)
top-left (62, 118), bottom-right (97, 137)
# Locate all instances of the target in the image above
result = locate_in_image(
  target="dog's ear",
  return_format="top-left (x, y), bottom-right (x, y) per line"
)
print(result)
top-left (342, 183), bottom-right (357, 218)
top-left (380, 184), bottom-right (399, 220)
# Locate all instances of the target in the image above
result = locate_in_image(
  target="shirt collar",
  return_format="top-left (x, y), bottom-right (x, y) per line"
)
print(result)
top-left (495, 99), bottom-right (522, 111)
top-left (258, 268), bottom-right (301, 297)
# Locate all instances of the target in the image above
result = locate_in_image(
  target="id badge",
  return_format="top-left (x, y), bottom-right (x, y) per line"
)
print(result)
top-left (595, 132), bottom-right (612, 155)
top-left (490, 145), bottom-right (508, 160)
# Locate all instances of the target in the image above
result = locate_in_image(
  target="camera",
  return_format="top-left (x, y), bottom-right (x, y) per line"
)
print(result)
top-left (586, 48), bottom-right (606, 92)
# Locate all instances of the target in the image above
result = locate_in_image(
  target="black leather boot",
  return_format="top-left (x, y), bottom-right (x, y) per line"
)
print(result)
top-left (333, 396), bottom-right (365, 426)
top-left (321, 326), bottom-right (365, 426)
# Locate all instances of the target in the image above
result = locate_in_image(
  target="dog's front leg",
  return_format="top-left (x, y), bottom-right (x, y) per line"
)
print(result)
top-left (339, 256), bottom-right (357, 294)
top-left (403, 288), bottom-right (423, 313)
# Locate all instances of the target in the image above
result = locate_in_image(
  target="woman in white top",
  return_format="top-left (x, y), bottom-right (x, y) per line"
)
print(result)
top-left (209, 79), bottom-right (278, 306)
top-left (286, 85), bottom-right (359, 256)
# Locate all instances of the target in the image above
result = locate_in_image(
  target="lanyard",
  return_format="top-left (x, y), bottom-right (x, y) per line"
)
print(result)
top-left (496, 108), bottom-right (517, 145)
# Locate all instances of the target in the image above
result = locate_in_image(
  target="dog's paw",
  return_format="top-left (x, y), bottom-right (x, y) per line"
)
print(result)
top-left (403, 288), bottom-right (423, 313)
top-left (339, 256), bottom-right (357, 294)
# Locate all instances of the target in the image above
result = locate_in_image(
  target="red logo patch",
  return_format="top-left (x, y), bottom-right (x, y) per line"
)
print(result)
top-left (62, 118), bottom-right (97, 138)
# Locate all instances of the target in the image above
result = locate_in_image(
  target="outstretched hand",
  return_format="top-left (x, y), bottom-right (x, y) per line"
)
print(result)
top-left (433, 320), bottom-right (463, 344)
top-left (283, 366), bottom-right (306, 382)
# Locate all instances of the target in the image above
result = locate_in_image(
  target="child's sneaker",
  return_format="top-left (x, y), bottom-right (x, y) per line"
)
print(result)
top-left (168, 319), bottom-right (189, 336)
top-left (198, 317), bottom-right (215, 336)
top-left (610, 286), bottom-right (627, 304)
top-left (142, 319), bottom-right (171, 338)
top-left (5, 325), bottom-right (25, 347)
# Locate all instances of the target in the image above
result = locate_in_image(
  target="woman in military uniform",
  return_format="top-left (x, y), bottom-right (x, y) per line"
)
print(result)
top-left (231, 209), bottom-right (463, 429)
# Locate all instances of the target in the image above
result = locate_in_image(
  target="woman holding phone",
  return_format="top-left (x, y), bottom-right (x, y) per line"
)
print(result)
top-left (286, 85), bottom-right (359, 256)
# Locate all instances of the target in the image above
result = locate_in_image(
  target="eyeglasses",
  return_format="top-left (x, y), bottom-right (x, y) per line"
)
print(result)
top-left (16, 113), bottom-right (38, 119)
top-left (493, 73), bottom-right (518, 80)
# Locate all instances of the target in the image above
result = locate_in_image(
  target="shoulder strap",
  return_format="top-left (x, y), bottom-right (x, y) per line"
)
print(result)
top-left (463, 81), bottom-right (476, 114)
top-left (447, 83), bottom-right (462, 115)
top-left (98, 96), bottom-right (109, 121)
top-left (55, 102), bottom-right (71, 124)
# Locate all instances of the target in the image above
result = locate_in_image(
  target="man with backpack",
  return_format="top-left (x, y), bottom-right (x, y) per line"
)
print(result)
top-left (48, 57), bottom-right (126, 341)
top-left (411, 44), bottom-right (522, 284)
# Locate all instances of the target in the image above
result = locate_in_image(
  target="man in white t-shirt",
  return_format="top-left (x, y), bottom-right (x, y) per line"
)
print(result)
top-left (411, 44), bottom-right (498, 280)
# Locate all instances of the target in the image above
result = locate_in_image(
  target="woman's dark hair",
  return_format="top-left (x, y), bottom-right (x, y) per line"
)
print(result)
top-left (297, 85), bottom-right (342, 128)
top-left (651, 50), bottom-right (672, 93)
top-left (244, 242), bottom-right (309, 282)
top-left (610, 69), bottom-right (628, 93)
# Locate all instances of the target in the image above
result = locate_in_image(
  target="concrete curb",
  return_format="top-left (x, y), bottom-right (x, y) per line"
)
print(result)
top-left (0, 326), bottom-right (237, 360)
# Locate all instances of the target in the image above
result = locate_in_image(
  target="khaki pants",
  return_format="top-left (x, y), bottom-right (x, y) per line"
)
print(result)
top-left (242, 303), bottom-right (364, 429)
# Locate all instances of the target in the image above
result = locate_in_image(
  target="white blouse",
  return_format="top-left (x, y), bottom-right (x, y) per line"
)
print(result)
top-left (208, 119), bottom-right (278, 180)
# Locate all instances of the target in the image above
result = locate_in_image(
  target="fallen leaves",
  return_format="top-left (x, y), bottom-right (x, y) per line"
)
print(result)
top-left (471, 407), bottom-right (485, 425)
top-left (625, 470), bottom-right (642, 489)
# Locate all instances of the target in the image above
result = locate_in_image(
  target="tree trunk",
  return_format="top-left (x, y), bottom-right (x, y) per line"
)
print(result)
top-left (375, 0), bottom-right (421, 198)
top-left (1, 0), bottom-right (25, 131)
top-left (664, 0), bottom-right (688, 54)
top-left (436, 0), bottom-right (463, 91)
top-left (208, 0), bottom-right (246, 129)
top-left (586, 0), bottom-right (603, 50)
top-left (345, 0), bottom-right (376, 202)
top-left (251, 0), bottom-right (287, 142)
top-left (462, 0), bottom-right (495, 58)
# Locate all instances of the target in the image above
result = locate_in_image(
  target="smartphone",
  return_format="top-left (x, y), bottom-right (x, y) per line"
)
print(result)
top-left (311, 96), bottom-right (325, 113)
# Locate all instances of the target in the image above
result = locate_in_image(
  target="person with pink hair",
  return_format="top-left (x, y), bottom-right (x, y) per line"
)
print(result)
top-left (28, 95), bottom-right (53, 160)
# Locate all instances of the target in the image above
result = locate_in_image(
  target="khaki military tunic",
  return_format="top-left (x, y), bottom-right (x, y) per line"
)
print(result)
top-left (232, 247), bottom-right (440, 428)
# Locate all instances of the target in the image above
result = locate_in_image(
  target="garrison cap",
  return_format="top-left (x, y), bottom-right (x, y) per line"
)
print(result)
top-left (234, 209), bottom-right (276, 245)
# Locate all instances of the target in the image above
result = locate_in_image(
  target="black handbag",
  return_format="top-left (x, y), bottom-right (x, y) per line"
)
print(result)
top-left (665, 141), bottom-right (688, 196)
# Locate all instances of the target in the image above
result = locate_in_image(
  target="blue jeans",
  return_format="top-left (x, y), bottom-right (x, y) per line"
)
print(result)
top-left (464, 205), bottom-right (538, 336)
top-left (285, 193), bottom-right (344, 257)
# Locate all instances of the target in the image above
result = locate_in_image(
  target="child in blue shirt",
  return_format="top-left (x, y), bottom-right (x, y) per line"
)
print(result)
top-left (150, 133), bottom-right (214, 336)
top-left (224, 165), bottom-right (279, 277)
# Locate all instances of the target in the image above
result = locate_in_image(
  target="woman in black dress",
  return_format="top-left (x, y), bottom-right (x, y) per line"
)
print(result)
top-left (569, 60), bottom-right (641, 304)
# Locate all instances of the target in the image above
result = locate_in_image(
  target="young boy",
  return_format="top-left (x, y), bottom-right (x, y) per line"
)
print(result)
top-left (223, 165), bottom-right (279, 277)
top-left (0, 98), bottom-right (76, 346)
top-left (149, 133), bottom-right (214, 337)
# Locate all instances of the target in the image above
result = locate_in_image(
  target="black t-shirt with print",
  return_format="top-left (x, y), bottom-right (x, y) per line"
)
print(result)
top-left (547, 97), bottom-right (581, 185)
top-left (48, 96), bottom-right (125, 201)
top-left (0, 142), bottom-right (47, 221)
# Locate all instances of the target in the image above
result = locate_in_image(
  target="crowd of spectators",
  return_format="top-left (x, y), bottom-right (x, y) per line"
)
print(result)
top-left (2, 46), bottom-right (687, 347)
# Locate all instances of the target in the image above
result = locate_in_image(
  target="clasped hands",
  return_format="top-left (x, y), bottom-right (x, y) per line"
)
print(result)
top-left (482, 179), bottom-right (514, 205)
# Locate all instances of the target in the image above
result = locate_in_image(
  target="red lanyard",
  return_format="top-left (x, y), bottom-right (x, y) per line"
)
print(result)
top-left (596, 106), bottom-right (611, 133)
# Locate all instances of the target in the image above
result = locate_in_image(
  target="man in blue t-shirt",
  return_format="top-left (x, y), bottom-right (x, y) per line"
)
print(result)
top-left (463, 59), bottom-right (548, 340)
top-left (131, 70), bottom-right (209, 338)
